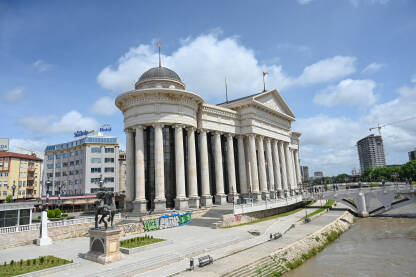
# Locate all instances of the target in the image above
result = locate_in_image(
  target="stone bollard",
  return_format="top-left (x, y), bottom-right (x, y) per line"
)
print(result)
top-left (36, 211), bottom-right (52, 246)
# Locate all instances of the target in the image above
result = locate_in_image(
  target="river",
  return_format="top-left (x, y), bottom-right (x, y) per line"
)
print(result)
top-left (285, 204), bottom-right (416, 277)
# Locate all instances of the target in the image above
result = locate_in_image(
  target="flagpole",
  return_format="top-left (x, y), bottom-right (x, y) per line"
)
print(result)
top-left (225, 76), bottom-right (229, 103)
top-left (158, 44), bottom-right (161, 67)
top-left (263, 73), bottom-right (266, 92)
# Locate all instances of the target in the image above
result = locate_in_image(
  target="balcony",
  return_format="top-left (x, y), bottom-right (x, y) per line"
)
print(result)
top-left (27, 167), bottom-right (35, 172)
top-left (27, 176), bottom-right (35, 181)
top-left (26, 186), bottom-right (35, 190)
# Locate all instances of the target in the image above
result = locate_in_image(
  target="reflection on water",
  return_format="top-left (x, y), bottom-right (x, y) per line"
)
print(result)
top-left (284, 216), bottom-right (416, 277)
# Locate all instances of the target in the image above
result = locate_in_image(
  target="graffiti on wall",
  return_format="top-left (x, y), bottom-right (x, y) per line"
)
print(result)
top-left (158, 212), bottom-right (192, 229)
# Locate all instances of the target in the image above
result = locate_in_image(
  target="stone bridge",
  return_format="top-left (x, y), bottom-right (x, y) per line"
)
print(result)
top-left (303, 184), bottom-right (416, 217)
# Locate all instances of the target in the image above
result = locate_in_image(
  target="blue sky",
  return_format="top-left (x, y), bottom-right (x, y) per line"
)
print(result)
top-left (1, 0), bottom-right (415, 176)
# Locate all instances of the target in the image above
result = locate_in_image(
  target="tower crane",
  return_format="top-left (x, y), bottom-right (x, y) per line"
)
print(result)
top-left (369, 116), bottom-right (416, 136)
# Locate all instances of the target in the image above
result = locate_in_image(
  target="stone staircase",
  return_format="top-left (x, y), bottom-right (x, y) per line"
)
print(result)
top-left (221, 255), bottom-right (285, 277)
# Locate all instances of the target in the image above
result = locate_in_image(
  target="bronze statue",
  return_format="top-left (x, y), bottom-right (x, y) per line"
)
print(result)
top-left (94, 191), bottom-right (118, 229)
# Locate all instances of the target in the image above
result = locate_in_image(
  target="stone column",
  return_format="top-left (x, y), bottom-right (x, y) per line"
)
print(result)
top-left (256, 136), bottom-right (268, 199)
top-left (272, 140), bottom-right (283, 196)
top-left (265, 138), bottom-right (275, 198)
top-left (226, 134), bottom-right (238, 202)
top-left (213, 132), bottom-right (226, 205)
top-left (36, 211), bottom-right (52, 246)
top-left (125, 129), bottom-right (134, 204)
top-left (187, 127), bottom-right (199, 208)
top-left (284, 142), bottom-right (294, 194)
top-left (294, 150), bottom-right (302, 186)
top-left (291, 150), bottom-right (298, 189)
top-left (278, 140), bottom-right (288, 193)
top-left (174, 125), bottom-right (188, 210)
top-left (237, 136), bottom-right (248, 196)
top-left (133, 126), bottom-right (147, 213)
top-left (248, 134), bottom-right (260, 200)
top-left (154, 124), bottom-right (166, 211)
top-left (199, 130), bottom-right (212, 206)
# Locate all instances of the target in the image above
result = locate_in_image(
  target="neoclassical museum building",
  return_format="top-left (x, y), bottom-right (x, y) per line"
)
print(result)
top-left (115, 66), bottom-right (302, 212)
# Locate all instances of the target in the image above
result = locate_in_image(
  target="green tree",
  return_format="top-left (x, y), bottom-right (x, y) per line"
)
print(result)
top-left (5, 195), bottom-right (13, 203)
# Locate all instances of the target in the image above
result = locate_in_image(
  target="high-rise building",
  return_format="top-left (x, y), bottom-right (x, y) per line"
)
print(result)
top-left (409, 149), bottom-right (416, 161)
top-left (314, 171), bottom-right (324, 178)
top-left (43, 132), bottom-right (119, 196)
top-left (357, 134), bottom-right (386, 172)
top-left (300, 166), bottom-right (309, 182)
top-left (0, 152), bottom-right (42, 201)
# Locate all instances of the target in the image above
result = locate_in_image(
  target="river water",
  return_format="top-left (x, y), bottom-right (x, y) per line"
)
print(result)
top-left (285, 206), bottom-right (416, 277)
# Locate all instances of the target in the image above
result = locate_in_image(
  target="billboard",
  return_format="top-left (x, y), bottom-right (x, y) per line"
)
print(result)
top-left (0, 138), bottom-right (9, 152)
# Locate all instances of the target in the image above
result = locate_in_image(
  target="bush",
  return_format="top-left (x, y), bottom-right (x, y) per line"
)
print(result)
top-left (47, 209), bottom-right (55, 218)
top-left (5, 195), bottom-right (12, 203)
top-left (54, 208), bottom-right (62, 218)
top-left (62, 214), bottom-right (68, 217)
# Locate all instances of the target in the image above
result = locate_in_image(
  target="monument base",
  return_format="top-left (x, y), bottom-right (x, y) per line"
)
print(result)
top-left (154, 199), bottom-right (166, 211)
top-left (215, 195), bottom-right (227, 205)
top-left (253, 193), bottom-right (262, 201)
top-left (227, 193), bottom-right (239, 203)
top-left (201, 195), bottom-right (213, 207)
top-left (261, 192), bottom-right (270, 200)
top-left (36, 236), bottom-right (52, 246)
top-left (132, 200), bottom-right (148, 213)
top-left (188, 197), bottom-right (200, 208)
top-left (84, 228), bottom-right (122, 265)
top-left (174, 198), bottom-right (189, 210)
top-left (269, 191), bottom-right (276, 199)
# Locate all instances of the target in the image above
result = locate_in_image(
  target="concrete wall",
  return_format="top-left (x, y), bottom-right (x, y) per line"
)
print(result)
top-left (221, 202), bottom-right (304, 227)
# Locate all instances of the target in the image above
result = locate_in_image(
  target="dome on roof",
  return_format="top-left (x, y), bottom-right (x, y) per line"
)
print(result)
top-left (135, 66), bottom-right (185, 90)
top-left (138, 67), bottom-right (182, 82)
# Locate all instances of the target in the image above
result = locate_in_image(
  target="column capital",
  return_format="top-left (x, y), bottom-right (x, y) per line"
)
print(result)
top-left (256, 135), bottom-right (264, 141)
top-left (225, 133), bottom-right (234, 138)
top-left (173, 124), bottom-right (184, 129)
top-left (186, 126), bottom-right (196, 132)
top-left (152, 123), bottom-right (164, 128)
top-left (247, 133), bottom-right (256, 138)
top-left (213, 131), bottom-right (222, 136)
top-left (265, 137), bottom-right (271, 142)
top-left (124, 128), bottom-right (134, 133)
top-left (135, 125), bottom-right (145, 130)
top-left (197, 128), bottom-right (207, 134)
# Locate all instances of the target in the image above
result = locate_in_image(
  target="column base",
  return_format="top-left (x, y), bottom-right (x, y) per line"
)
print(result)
top-left (188, 197), bottom-right (200, 208)
top-left (201, 195), bottom-right (213, 207)
top-left (261, 192), bottom-right (270, 200)
top-left (360, 211), bottom-right (369, 218)
top-left (215, 195), bottom-right (227, 205)
top-left (36, 236), bottom-right (52, 246)
top-left (154, 199), bottom-right (166, 211)
top-left (253, 193), bottom-right (262, 201)
top-left (227, 193), bottom-right (239, 203)
top-left (174, 198), bottom-right (189, 210)
top-left (132, 200), bottom-right (148, 213)
top-left (269, 191), bottom-right (276, 199)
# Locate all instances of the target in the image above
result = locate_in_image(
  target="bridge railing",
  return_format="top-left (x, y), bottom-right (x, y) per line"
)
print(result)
top-left (233, 195), bottom-right (303, 215)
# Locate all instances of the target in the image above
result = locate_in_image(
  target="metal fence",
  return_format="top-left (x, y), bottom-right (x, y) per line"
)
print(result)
top-left (233, 195), bottom-right (303, 215)
top-left (0, 213), bottom-right (121, 235)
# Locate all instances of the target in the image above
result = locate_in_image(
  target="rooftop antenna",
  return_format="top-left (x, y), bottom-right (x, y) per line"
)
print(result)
top-left (157, 42), bottom-right (161, 67)
top-left (225, 76), bottom-right (229, 103)
top-left (263, 72), bottom-right (268, 92)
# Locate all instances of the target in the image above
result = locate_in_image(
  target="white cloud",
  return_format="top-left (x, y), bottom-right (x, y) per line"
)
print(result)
top-left (313, 79), bottom-right (377, 107)
top-left (2, 87), bottom-right (24, 104)
top-left (9, 138), bottom-right (48, 153)
top-left (90, 96), bottom-right (117, 116)
top-left (296, 56), bottom-right (356, 86)
top-left (350, 0), bottom-right (389, 7)
top-left (361, 63), bottom-right (386, 74)
top-left (411, 74), bottom-right (416, 83)
top-left (33, 60), bottom-right (54, 72)
top-left (297, 0), bottom-right (314, 4)
top-left (17, 110), bottom-right (100, 134)
top-left (97, 33), bottom-right (356, 102)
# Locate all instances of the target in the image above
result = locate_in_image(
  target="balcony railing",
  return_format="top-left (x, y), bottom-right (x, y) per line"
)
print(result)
top-left (27, 167), bottom-right (35, 172)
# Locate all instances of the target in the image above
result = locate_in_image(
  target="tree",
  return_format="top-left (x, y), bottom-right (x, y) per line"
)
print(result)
top-left (5, 195), bottom-right (12, 203)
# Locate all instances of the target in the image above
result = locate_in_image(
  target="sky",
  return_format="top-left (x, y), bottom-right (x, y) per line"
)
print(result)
top-left (1, 0), bottom-right (415, 177)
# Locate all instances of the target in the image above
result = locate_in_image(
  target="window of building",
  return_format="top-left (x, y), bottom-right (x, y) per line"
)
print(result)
top-left (0, 172), bottom-right (2, 177)
top-left (4, 172), bottom-right (8, 177)
top-left (56, 163), bottom-right (61, 168)
top-left (62, 171), bottom-right (67, 176)
top-left (91, 178), bottom-right (100, 183)
top-left (104, 177), bottom-right (114, 183)
top-left (75, 160), bottom-right (79, 165)
top-left (48, 155), bottom-right (54, 160)
top-left (91, 147), bottom-right (101, 153)
top-left (0, 161), bottom-right (2, 167)
top-left (0, 181), bottom-right (2, 187)
top-left (62, 162), bottom-right (68, 167)
top-left (91, 158), bottom-right (101, 163)
top-left (75, 170), bottom-right (79, 175)
top-left (23, 181), bottom-right (26, 187)
top-left (18, 181), bottom-right (22, 187)
top-left (4, 181), bottom-right (7, 186)
top-left (2, 191), bottom-right (6, 196)
top-left (70, 161), bottom-right (74, 166)
top-left (47, 164), bottom-right (53, 169)
top-left (75, 150), bottom-right (79, 156)
top-left (91, 187), bottom-right (114, 193)
top-left (69, 170), bottom-right (74, 175)
top-left (47, 173), bottom-right (53, 178)
top-left (56, 154), bottom-right (61, 159)
top-left (55, 172), bottom-right (60, 177)
top-left (91, 168), bottom-right (101, 173)
top-left (105, 148), bottom-right (114, 153)
top-left (63, 153), bottom-right (69, 158)
top-left (104, 167), bottom-right (114, 173)
top-left (104, 158), bottom-right (114, 163)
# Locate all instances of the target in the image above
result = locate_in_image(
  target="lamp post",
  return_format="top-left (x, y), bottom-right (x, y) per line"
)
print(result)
top-left (12, 181), bottom-right (16, 201)
top-left (58, 183), bottom-right (62, 211)
top-left (45, 178), bottom-right (52, 211)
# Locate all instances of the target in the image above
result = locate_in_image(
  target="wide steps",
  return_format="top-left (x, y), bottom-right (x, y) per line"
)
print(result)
top-left (222, 256), bottom-right (285, 277)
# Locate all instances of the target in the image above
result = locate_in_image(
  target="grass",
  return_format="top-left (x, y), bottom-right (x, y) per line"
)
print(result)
top-left (369, 183), bottom-right (379, 187)
top-left (306, 200), bottom-right (317, 207)
top-left (120, 234), bottom-right (164, 249)
top-left (220, 208), bottom-right (304, 229)
top-left (0, 256), bottom-right (72, 277)
top-left (298, 200), bottom-right (335, 222)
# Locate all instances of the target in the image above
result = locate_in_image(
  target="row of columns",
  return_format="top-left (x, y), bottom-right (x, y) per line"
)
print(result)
top-left (126, 125), bottom-right (302, 212)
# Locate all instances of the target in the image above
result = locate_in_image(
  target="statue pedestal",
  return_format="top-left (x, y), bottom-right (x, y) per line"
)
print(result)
top-left (36, 211), bottom-right (52, 246)
top-left (84, 228), bottom-right (122, 264)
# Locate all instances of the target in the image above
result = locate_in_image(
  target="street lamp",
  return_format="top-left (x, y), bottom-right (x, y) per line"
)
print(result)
top-left (58, 183), bottom-right (62, 211)
top-left (12, 181), bottom-right (16, 201)
top-left (45, 178), bottom-right (52, 211)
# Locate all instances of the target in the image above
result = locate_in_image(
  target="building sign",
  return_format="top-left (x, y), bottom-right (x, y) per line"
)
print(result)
top-left (74, 130), bottom-right (89, 137)
top-left (99, 124), bottom-right (112, 133)
top-left (0, 138), bottom-right (9, 152)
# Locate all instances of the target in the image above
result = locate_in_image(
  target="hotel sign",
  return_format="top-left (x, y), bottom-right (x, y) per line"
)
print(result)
top-left (0, 138), bottom-right (9, 152)
top-left (74, 130), bottom-right (89, 137)
top-left (100, 124), bottom-right (111, 133)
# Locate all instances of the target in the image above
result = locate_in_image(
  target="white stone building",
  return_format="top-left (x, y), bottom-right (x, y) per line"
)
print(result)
top-left (43, 133), bottom-right (120, 196)
top-left (115, 66), bottom-right (302, 212)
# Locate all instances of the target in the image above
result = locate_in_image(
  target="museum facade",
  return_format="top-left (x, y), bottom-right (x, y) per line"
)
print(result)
top-left (115, 66), bottom-right (302, 212)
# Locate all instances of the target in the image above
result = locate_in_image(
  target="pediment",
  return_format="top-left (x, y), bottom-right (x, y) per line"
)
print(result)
top-left (253, 90), bottom-right (295, 119)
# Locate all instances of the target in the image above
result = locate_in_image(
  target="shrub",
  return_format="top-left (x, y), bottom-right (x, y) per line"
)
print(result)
top-left (5, 195), bottom-right (12, 203)
top-left (26, 260), bottom-right (30, 266)
top-left (54, 208), bottom-right (62, 218)
top-left (10, 260), bottom-right (14, 265)
top-left (47, 209), bottom-right (55, 218)
top-left (62, 214), bottom-right (68, 217)
top-left (40, 256), bottom-right (45, 264)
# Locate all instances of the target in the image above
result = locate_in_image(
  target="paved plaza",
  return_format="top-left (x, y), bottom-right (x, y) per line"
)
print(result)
top-left (0, 203), bottom-right (336, 277)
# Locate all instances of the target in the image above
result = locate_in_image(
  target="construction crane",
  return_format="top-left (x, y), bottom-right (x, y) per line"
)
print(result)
top-left (369, 116), bottom-right (416, 136)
